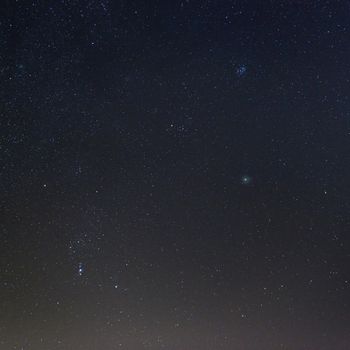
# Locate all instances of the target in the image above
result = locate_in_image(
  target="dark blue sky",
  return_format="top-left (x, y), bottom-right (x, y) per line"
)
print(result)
top-left (1, 1), bottom-right (350, 349)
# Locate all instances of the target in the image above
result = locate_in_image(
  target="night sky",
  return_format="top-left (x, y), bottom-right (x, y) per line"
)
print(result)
top-left (1, 1), bottom-right (350, 349)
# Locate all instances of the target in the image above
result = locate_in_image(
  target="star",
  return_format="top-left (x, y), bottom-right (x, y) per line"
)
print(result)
top-left (78, 262), bottom-right (84, 276)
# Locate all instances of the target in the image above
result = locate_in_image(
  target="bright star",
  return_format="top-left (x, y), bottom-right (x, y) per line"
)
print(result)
top-left (78, 262), bottom-right (84, 276)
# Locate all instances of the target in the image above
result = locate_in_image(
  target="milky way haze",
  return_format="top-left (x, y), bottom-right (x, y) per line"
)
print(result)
top-left (1, 1), bottom-right (350, 349)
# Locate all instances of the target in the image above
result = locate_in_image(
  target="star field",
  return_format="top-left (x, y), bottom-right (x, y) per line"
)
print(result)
top-left (1, 1), bottom-right (350, 349)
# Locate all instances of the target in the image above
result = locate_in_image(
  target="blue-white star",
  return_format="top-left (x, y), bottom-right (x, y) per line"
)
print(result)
top-left (78, 262), bottom-right (84, 276)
